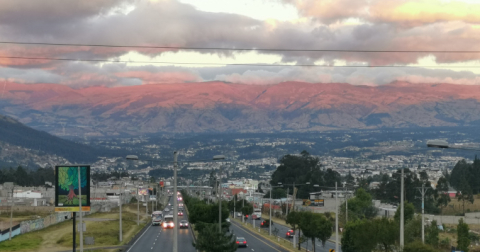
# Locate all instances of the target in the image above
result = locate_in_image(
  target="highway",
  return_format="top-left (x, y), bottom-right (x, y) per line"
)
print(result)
top-left (244, 215), bottom-right (342, 252)
top-left (230, 220), bottom-right (290, 252)
top-left (127, 196), bottom-right (196, 252)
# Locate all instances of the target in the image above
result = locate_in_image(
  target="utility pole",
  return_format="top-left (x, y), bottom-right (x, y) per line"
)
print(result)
top-left (119, 182), bottom-right (123, 242)
top-left (286, 187), bottom-right (289, 216)
top-left (269, 185), bottom-right (272, 236)
top-left (8, 184), bottom-right (14, 241)
top-left (417, 184), bottom-right (429, 243)
top-left (242, 198), bottom-right (245, 223)
top-left (335, 182), bottom-right (339, 252)
top-left (400, 168), bottom-right (404, 248)
top-left (173, 151), bottom-right (179, 252)
top-left (137, 187), bottom-right (139, 225)
top-left (219, 166), bottom-right (222, 233)
top-left (234, 194), bottom-right (236, 219)
top-left (78, 167), bottom-right (84, 252)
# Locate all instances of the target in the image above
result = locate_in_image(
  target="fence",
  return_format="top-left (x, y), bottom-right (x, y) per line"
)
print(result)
top-left (0, 212), bottom-right (71, 242)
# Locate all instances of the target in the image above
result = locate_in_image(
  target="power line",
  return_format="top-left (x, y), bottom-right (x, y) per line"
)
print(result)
top-left (2, 55), bottom-right (480, 68)
top-left (0, 41), bottom-right (479, 53)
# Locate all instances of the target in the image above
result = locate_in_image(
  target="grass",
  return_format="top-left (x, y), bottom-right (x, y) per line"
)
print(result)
top-left (0, 217), bottom-right (72, 252)
top-left (230, 217), bottom-right (307, 252)
top-left (442, 194), bottom-right (480, 215)
top-left (0, 206), bottom-right (149, 252)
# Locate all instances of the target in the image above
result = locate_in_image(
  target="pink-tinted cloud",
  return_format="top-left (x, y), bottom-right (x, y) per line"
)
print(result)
top-left (285, 0), bottom-right (480, 26)
top-left (116, 70), bottom-right (202, 84)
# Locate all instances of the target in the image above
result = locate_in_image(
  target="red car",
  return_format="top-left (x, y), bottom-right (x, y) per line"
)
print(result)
top-left (178, 211), bottom-right (184, 216)
top-left (286, 229), bottom-right (294, 238)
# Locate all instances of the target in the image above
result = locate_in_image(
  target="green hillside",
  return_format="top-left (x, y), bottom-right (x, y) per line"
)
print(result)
top-left (0, 114), bottom-right (115, 163)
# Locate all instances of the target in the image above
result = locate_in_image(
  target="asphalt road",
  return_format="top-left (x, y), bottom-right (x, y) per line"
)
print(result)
top-left (230, 220), bottom-right (290, 252)
top-left (127, 196), bottom-right (196, 252)
top-left (242, 215), bottom-right (342, 252)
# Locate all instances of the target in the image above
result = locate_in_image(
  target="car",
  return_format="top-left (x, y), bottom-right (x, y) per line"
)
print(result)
top-left (164, 208), bottom-right (170, 212)
top-left (260, 220), bottom-right (272, 228)
top-left (179, 203), bottom-right (184, 207)
top-left (236, 237), bottom-right (247, 247)
top-left (179, 220), bottom-right (189, 229)
top-left (286, 229), bottom-right (294, 238)
top-left (178, 211), bottom-right (184, 216)
top-left (236, 212), bottom-right (242, 217)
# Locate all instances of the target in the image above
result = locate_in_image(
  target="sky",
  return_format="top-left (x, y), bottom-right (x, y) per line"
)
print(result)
top-left (0, 0), bottom-right (480, 88)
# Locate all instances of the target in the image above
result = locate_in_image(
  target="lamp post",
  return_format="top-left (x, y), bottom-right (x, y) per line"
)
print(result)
top-left (173, 151), bottom-right (178, 252)
top-left (213, 155), bottom-right (226, 233)
top-left (268, 184), bottom-right (286, 236)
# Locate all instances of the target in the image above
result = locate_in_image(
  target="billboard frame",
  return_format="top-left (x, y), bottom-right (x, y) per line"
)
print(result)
top-left (55, 165), bottom-right (91, 212)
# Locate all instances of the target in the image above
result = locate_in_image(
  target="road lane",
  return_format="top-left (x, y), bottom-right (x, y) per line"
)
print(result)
top-left (127, 196), bottom-right (197, 252)
top-left (230, 221), bottom-right (289, 252)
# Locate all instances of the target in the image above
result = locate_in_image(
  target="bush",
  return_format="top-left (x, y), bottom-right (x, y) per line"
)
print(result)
top-left (440, 237), bottom-right (451, 249)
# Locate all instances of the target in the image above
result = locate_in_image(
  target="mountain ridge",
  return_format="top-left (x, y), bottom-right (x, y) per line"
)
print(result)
top-left (1, 81), bottom-right (480, 135)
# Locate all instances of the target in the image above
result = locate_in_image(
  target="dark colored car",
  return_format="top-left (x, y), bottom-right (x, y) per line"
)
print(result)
top-left (286, 229), bottom-right (294, 238)
top-left (236, 237), bottom-right (247, 247)
top-left (260, 220), bottom-right (272, 228)
top-left (179, 220), bottom-right (189, 229)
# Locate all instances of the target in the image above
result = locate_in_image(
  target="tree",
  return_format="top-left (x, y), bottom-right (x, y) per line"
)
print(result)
top-left (457, 218), bottom-right (470, 252)
top-left (241, 204), bottom-right (253, 218)
top-left (298, 212), bottom-right (332, 251)
top-left (425, 220), bottom-right (439, 248)
top-left (342, 188), bottom-right (377, 222)
top-left (456, 176), bottom-right (474, 215)
top-left (193, 223), bottom-right (237, 252)
top-left (403, 241), bottom-right (437, 252)
top-left (394, 201), bottom-right (415, 223)
top-left (341, 218), bottom-right (398, 252)
top-left (436, 177), bottom-right (451, 215)
top-left (264, 188), bottom-right (286, 199)
top-left (58, 166), bottom-right (87, 204)
top-left (286, 211), bottom-right (301, 237)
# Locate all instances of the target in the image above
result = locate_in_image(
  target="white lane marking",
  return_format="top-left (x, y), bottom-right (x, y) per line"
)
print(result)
top-left (153, 242), bottom-right (155, 245)
top-left (126, 224), bottom-right (152, 252)
top-left (151, 247), bottom-right (153, 249)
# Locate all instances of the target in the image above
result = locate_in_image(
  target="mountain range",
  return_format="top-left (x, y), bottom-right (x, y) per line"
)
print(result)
top-left (1, 81), bottom-right (480, 135)
top-left (0, 114), bottom-right (116, 163)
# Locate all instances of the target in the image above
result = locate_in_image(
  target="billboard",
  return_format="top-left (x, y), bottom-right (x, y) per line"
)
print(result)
top-left (55, 165), bottom-right (91, 212)
top-left (159, 181), bottom-right (164, 187)
top-left (138, 188), bottom-right (148, 195)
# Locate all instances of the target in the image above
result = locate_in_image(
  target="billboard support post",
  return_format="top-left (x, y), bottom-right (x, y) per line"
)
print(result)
top-left (73, 213), bottom-right (76, 252)
top-left (78, 167), bottom-right (84, 252)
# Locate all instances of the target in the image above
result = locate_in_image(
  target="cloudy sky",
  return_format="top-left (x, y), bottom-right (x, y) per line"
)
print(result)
top-left (0, 0), bottom-right (480, 87)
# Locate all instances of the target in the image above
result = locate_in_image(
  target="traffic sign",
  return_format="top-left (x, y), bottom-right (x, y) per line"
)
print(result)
top-left (329, 249), bottom-right (335, 252)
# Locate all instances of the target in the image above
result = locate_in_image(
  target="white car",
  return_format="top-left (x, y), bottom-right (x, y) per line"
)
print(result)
top-left (164, 208), bottom-right (170, 212)
top-left (236, 212), bottom-right (242, 217)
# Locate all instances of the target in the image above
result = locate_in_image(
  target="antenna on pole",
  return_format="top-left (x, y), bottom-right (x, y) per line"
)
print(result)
top-left (60, 122), bottom-right (66, 136)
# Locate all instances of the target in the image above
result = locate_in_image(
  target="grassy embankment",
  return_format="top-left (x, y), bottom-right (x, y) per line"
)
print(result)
top-left (0, 203), bottom-right (150, 252)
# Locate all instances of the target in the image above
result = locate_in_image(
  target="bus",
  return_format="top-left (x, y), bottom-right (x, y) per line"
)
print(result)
top-left (163, 214), bottom-right (174, 228)
top-left (152, 211), bottom-right (163, 226)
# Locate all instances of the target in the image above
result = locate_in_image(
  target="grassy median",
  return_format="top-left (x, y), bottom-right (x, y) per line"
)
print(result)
top-left (230, 217), bottom-right (308, 252)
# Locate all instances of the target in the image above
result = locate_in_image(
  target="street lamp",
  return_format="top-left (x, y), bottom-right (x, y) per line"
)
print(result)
top-left (213, 155), bottom-right (226, 233)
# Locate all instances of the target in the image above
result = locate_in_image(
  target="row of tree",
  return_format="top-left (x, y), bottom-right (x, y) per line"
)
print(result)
top-left (0, 166), bottom-right (54, 187)
top-left (270, 151), bottom-right (341, 199)
top-left (285, 211), bottom-right (333, 251)
top-left (182, 190), bottom-right (237, 252)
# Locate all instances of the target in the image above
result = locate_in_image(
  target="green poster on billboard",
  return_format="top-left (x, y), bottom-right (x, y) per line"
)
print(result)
top-left (55, 165), bottom-right (91, 212)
